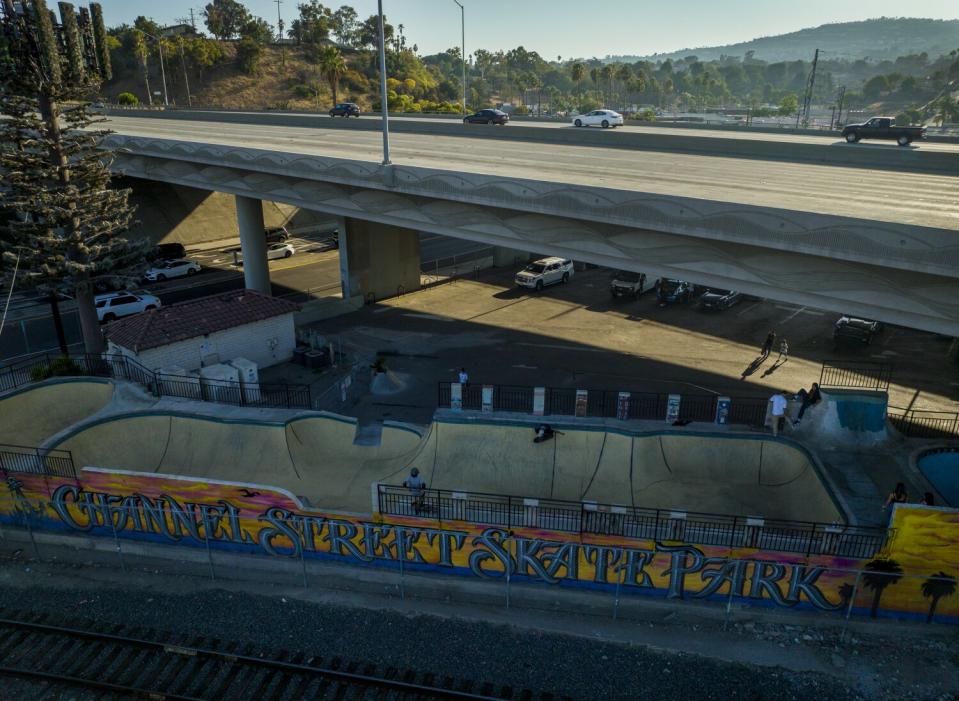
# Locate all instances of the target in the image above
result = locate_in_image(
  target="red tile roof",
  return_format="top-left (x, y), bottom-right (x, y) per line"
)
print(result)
top-left (105, 289), bottom-right (299, 352)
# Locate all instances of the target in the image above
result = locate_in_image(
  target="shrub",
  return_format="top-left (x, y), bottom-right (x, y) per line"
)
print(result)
top-left (292, 84), bottom-right (315, 99)
top-left (116, 92), bottom-right (139, 106)
top-left (29, 356), bottom-right (84, 382)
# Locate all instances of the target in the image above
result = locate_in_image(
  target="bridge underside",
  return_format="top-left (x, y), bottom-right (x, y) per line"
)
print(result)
top-left (110, 145), bottom-right (959, 336)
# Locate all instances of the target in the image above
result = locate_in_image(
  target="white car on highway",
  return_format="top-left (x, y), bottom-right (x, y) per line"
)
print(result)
top-left (95, 291), bottom-right (161, 322)
top-left (267, 242), bottom-right (295, 260)
top-left (515, 257), bottom-right (574, 290)
top-left (572, 110), bottom-right (624, 128)
top-left (144, 259), bottom-right (200, 282)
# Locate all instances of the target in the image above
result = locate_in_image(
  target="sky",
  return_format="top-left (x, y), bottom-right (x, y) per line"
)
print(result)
top-left (99, 0), bottom-right (959, 59)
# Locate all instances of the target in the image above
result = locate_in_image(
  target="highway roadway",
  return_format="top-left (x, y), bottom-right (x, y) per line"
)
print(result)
top-left (104, 115), bottom-right (959, 231)
top-left (149, 110), bottom-right (959, 152)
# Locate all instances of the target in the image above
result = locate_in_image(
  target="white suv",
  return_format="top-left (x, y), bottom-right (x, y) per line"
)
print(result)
top-left (515, 257), bottom-right (574, 290)
top-left (95, 291), bottom-right (161, 322)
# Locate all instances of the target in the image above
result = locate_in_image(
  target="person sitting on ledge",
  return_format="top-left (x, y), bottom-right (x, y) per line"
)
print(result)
top-left (533, 424), bottom-right (556, 443)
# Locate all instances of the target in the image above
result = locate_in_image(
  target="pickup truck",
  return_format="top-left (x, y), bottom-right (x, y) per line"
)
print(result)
top-left (841, 117), bottom-right (926, 146)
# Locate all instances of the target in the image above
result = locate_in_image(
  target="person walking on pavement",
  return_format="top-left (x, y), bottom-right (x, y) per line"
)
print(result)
top-left (777, 338), bottom-right (789, 363)
top-left (769, 391), bottom-right (788, 436)
top-left (458, 367), bottom-right (469, 387)
top-left (761, 331), bottom-right (776, 358)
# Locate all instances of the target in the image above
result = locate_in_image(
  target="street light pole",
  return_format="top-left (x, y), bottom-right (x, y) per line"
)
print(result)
top-left (453, 0), bottom-right (465, 114)
top-left (377, 0), bottom-right (391, 165)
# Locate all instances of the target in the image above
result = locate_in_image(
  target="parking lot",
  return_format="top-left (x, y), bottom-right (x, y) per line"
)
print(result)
top-left (317, 264), bottom-right (958, 419)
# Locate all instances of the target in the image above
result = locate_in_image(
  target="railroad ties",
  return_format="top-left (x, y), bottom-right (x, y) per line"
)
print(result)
top-left (0, 609), bottom-right (571, 700)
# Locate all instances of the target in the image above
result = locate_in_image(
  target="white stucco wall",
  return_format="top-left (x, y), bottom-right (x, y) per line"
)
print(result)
top-left (111, 313), bottom-right (295, 372)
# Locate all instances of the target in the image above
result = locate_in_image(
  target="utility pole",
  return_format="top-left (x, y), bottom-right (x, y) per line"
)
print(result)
top-left (835, 85), bottom-right (846, 129)
top-left (377, 0), bottom-right (391, 165)
top-left (799, 48), bottom-right (819, 128)
top-left (273, 0), bottom-right (283, 41)
top-left (189, 8), bottom-right (196, 31)
top-left (453, 0), bottom-right (466, 115)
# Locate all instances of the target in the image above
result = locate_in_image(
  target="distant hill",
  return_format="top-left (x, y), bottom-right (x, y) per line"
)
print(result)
top-left (610, 18), bottom-right (959, 64)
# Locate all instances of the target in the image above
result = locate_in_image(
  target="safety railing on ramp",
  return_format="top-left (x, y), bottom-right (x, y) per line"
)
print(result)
top-left (819, 362), bottom-right (893, 391)
top-left (0, 444), bottom-right (76, 479)
top-left (377, 484), bottom-right (889, 559)
top-left (888, 407), bottom-right (959, 439)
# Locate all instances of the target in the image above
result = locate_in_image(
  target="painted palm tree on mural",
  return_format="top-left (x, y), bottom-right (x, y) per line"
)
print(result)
top-left (921, 571), bottom-right (956, 623)
top-left (862, 558), bottom-right (904, 619)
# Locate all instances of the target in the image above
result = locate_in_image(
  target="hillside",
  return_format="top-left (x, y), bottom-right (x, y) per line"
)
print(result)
top-left (612, 18), bottom-right (959, 64)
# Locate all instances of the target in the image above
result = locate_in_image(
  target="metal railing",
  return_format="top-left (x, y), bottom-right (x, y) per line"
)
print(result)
top-left (377, 485), bottom-right (888, 559)
top-left (820, 362), bottom-right (893, 391)
top-left (888, 407), bottom-right (959, 439)
top-left (0, 353), bottom-right (313, 411)
top-left (0, 444), bottom-right (76, 479)
top-left (437, 382), bottom-right (770, 426)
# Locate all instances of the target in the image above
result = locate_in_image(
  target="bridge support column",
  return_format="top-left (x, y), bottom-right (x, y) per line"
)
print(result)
top-left (235, 195), bottom-right (270, 295)
top-left (340, 218), bottom-right (421, 303)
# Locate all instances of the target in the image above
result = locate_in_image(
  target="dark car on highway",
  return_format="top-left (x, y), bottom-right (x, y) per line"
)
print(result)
top-left (699, 288), bottom-right (742, 311)
top-left (149, 242), bottom-right (187, 261)
top-left (841, 116), bottom-right (925, 146)
top-left (463, 109), bottom-right (509, 125)
top-left (264, 226), bottom-right (291, 243)
top-left (655, 278), bottom-right (692, 306)
top-left (329, 102), bottom-right (360, 118)
top-left (833, 316), bottom-right (883, 345)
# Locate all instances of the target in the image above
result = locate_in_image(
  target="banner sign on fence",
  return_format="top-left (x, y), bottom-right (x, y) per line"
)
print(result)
top-left (482, 385), bottom-right (494, 413)
top-left (715, 396), bottom-right (731, 425)
top-left (533, 387), bottom-right (545, 416)
top-left (666, 394), bottom-right (681, 423)
top-left (451, 382), bottom-right (463, 411)
top-left (575, 389), bottom-right (588, 417)
top-left (617, 391), bottom-right (631, 420)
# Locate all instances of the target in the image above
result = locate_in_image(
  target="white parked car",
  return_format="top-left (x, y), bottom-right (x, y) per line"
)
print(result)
top-left (143, 259), bottom-right (200, 282)
top-left (95, 291), bottom-right (161, 322)
top-left (515, 257), bottom-right (574, 290)
top-left (572, 109), bottom-right (624, 128)
top-left (267, 242), bottom-right (295, 260)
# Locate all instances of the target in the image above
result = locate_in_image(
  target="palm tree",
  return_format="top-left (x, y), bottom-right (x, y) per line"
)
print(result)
top-left (570, 62), bottom-right (586, 88)
top-left (921, 571), bottom-right (956, 623)
top-left (862, 558), bottom-right (903, 619)
top-left (615, 64), bottom-right (632, 111)
top-left (316, 45), bottom-right (347, 108)
top-left (600, 64), bottom-right (614, 107)
top-left (132, 31), bottom-right (152, 106)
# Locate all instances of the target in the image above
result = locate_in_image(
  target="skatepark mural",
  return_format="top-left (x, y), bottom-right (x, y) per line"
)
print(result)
top-left (3, 466), bottom-right (957, 623)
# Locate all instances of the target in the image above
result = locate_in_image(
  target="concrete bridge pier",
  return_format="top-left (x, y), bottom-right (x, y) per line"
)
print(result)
top-left (235, 195), bottom-right (271, 295)
top-left (338, 217), bottom-right (421, 303)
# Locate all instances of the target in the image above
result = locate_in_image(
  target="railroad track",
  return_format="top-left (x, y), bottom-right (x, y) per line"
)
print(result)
top-left (0, 611), bottom-right (569, 700)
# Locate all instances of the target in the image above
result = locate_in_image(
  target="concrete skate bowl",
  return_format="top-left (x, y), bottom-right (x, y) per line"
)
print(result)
top-left (0, 378), bottom-right (114, 446)
top-left (917, 448), bottom-right (959, 507)
top-left (417, 420), bottom-right (845, 523)
top-left (51, 411), bottom-right (425, 513)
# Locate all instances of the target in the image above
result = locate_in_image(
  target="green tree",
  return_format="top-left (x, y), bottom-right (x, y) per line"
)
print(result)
top-left (357, 13), bottom-right (393, 50)
top-left (569, 61), bottom-right (586, 86)
top-left (186, 36), bottom-right (224, 82)
top-left (317, 45), bottom-right (347, 107)
top-left (777, 93), bottom-right (799, 116)
top-left (203, 0), bottom-right (251, 40)
top-left (1, 1), bottom-right (147, 354)
top-left (131, 30), bottom-right (152, 106)
top-left (235, 36), bottom-right (262, 75)
top-left (600, 64), bottom-right (614, 106)
top-left (862, 559), bottom-right (904, 619)
top-left (289, 1), bottom-right (331, 45)
top-left (330, 5), bottom-right (358, 46)
top-left (863, 74), bottom-right (890, 101)
top-left (239, 17), bottom-right (273, 44)
top-left (614, 63), bottom-right (631, 109)
top-left (921, 572), bottom-right (956, 624)
top-left (117, 91), bottom-right (139, 105)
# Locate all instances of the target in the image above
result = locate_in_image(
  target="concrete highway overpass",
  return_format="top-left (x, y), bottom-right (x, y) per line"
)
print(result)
top-left (104, 111), bottom-right (959, 335)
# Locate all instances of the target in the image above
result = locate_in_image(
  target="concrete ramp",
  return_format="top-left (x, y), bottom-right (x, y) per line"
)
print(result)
top-left (0, 379), bottom-right (114, 446)
top-left (794, 389), bottom-right (889, 447)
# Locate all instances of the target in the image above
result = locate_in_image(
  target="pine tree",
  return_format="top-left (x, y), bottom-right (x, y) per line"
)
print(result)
top-left (1, 0), bottom-right (147, 354)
